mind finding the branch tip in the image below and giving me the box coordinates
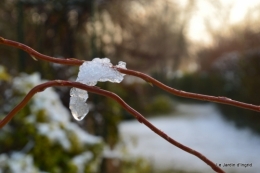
[30,55,38,61]
[0,37,5,42]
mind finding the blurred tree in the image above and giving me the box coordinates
[0,1,197,170]
[194,7,260,134]
[0,0,122,78]
[94,0,194,74]
[0,0,195,78]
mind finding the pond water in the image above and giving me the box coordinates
[118,103,260,173]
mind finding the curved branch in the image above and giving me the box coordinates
[115,68,260,113]
[0,80,224,173]
[0,37,83,65]
[0,36,260,113]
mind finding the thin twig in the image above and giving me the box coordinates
[1,36,259,113]
[115,68,260,113]
[0,80,225,173]
[0,36,229,172]
[0,37,83,65]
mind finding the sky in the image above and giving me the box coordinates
[180,0,260,44]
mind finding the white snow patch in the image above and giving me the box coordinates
[69,58,126,121]
[72,152,93,173]
[66,123,102,145]
[12,73,102,150]
[36,121,101,151]
[0,73,103,172]
[119,103,260,173]
[0,152,41,173]
[103,145,122,159]
[37,123,71,150]
[13,73,71,123]
[13,73,42,93]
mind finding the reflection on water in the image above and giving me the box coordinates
[119,103,260,173]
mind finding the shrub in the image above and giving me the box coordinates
[0,73,103,173]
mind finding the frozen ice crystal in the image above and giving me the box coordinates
[69,96,89,121]
[76,57,125,85]
[69,58,126,121]
[116,61,127,69]
[70,88,88,100]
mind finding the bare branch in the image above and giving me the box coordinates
[115,67,260,113]
[1,36,259,113]
[0,80,224,173]
[0,37,83,66]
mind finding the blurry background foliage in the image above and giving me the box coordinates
[171,25,260,134]
[0,0,191,148]
[194,27,260,134]
[1,0,260,172]
[0,72,104,173]
[0,0,192,172]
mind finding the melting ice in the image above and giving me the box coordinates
[69,58,126,121]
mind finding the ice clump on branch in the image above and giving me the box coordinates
[69,58,126,121]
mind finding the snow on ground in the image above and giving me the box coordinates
[119,103,260,173]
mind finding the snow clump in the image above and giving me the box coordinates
[69,58,126,121]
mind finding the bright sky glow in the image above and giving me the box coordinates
[182,0,260,44]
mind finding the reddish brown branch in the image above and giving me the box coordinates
[115,68,260,113]
[2,36,260,172]
[0,36,260,113]
[0,80,224,173]
[0,37,83,66]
